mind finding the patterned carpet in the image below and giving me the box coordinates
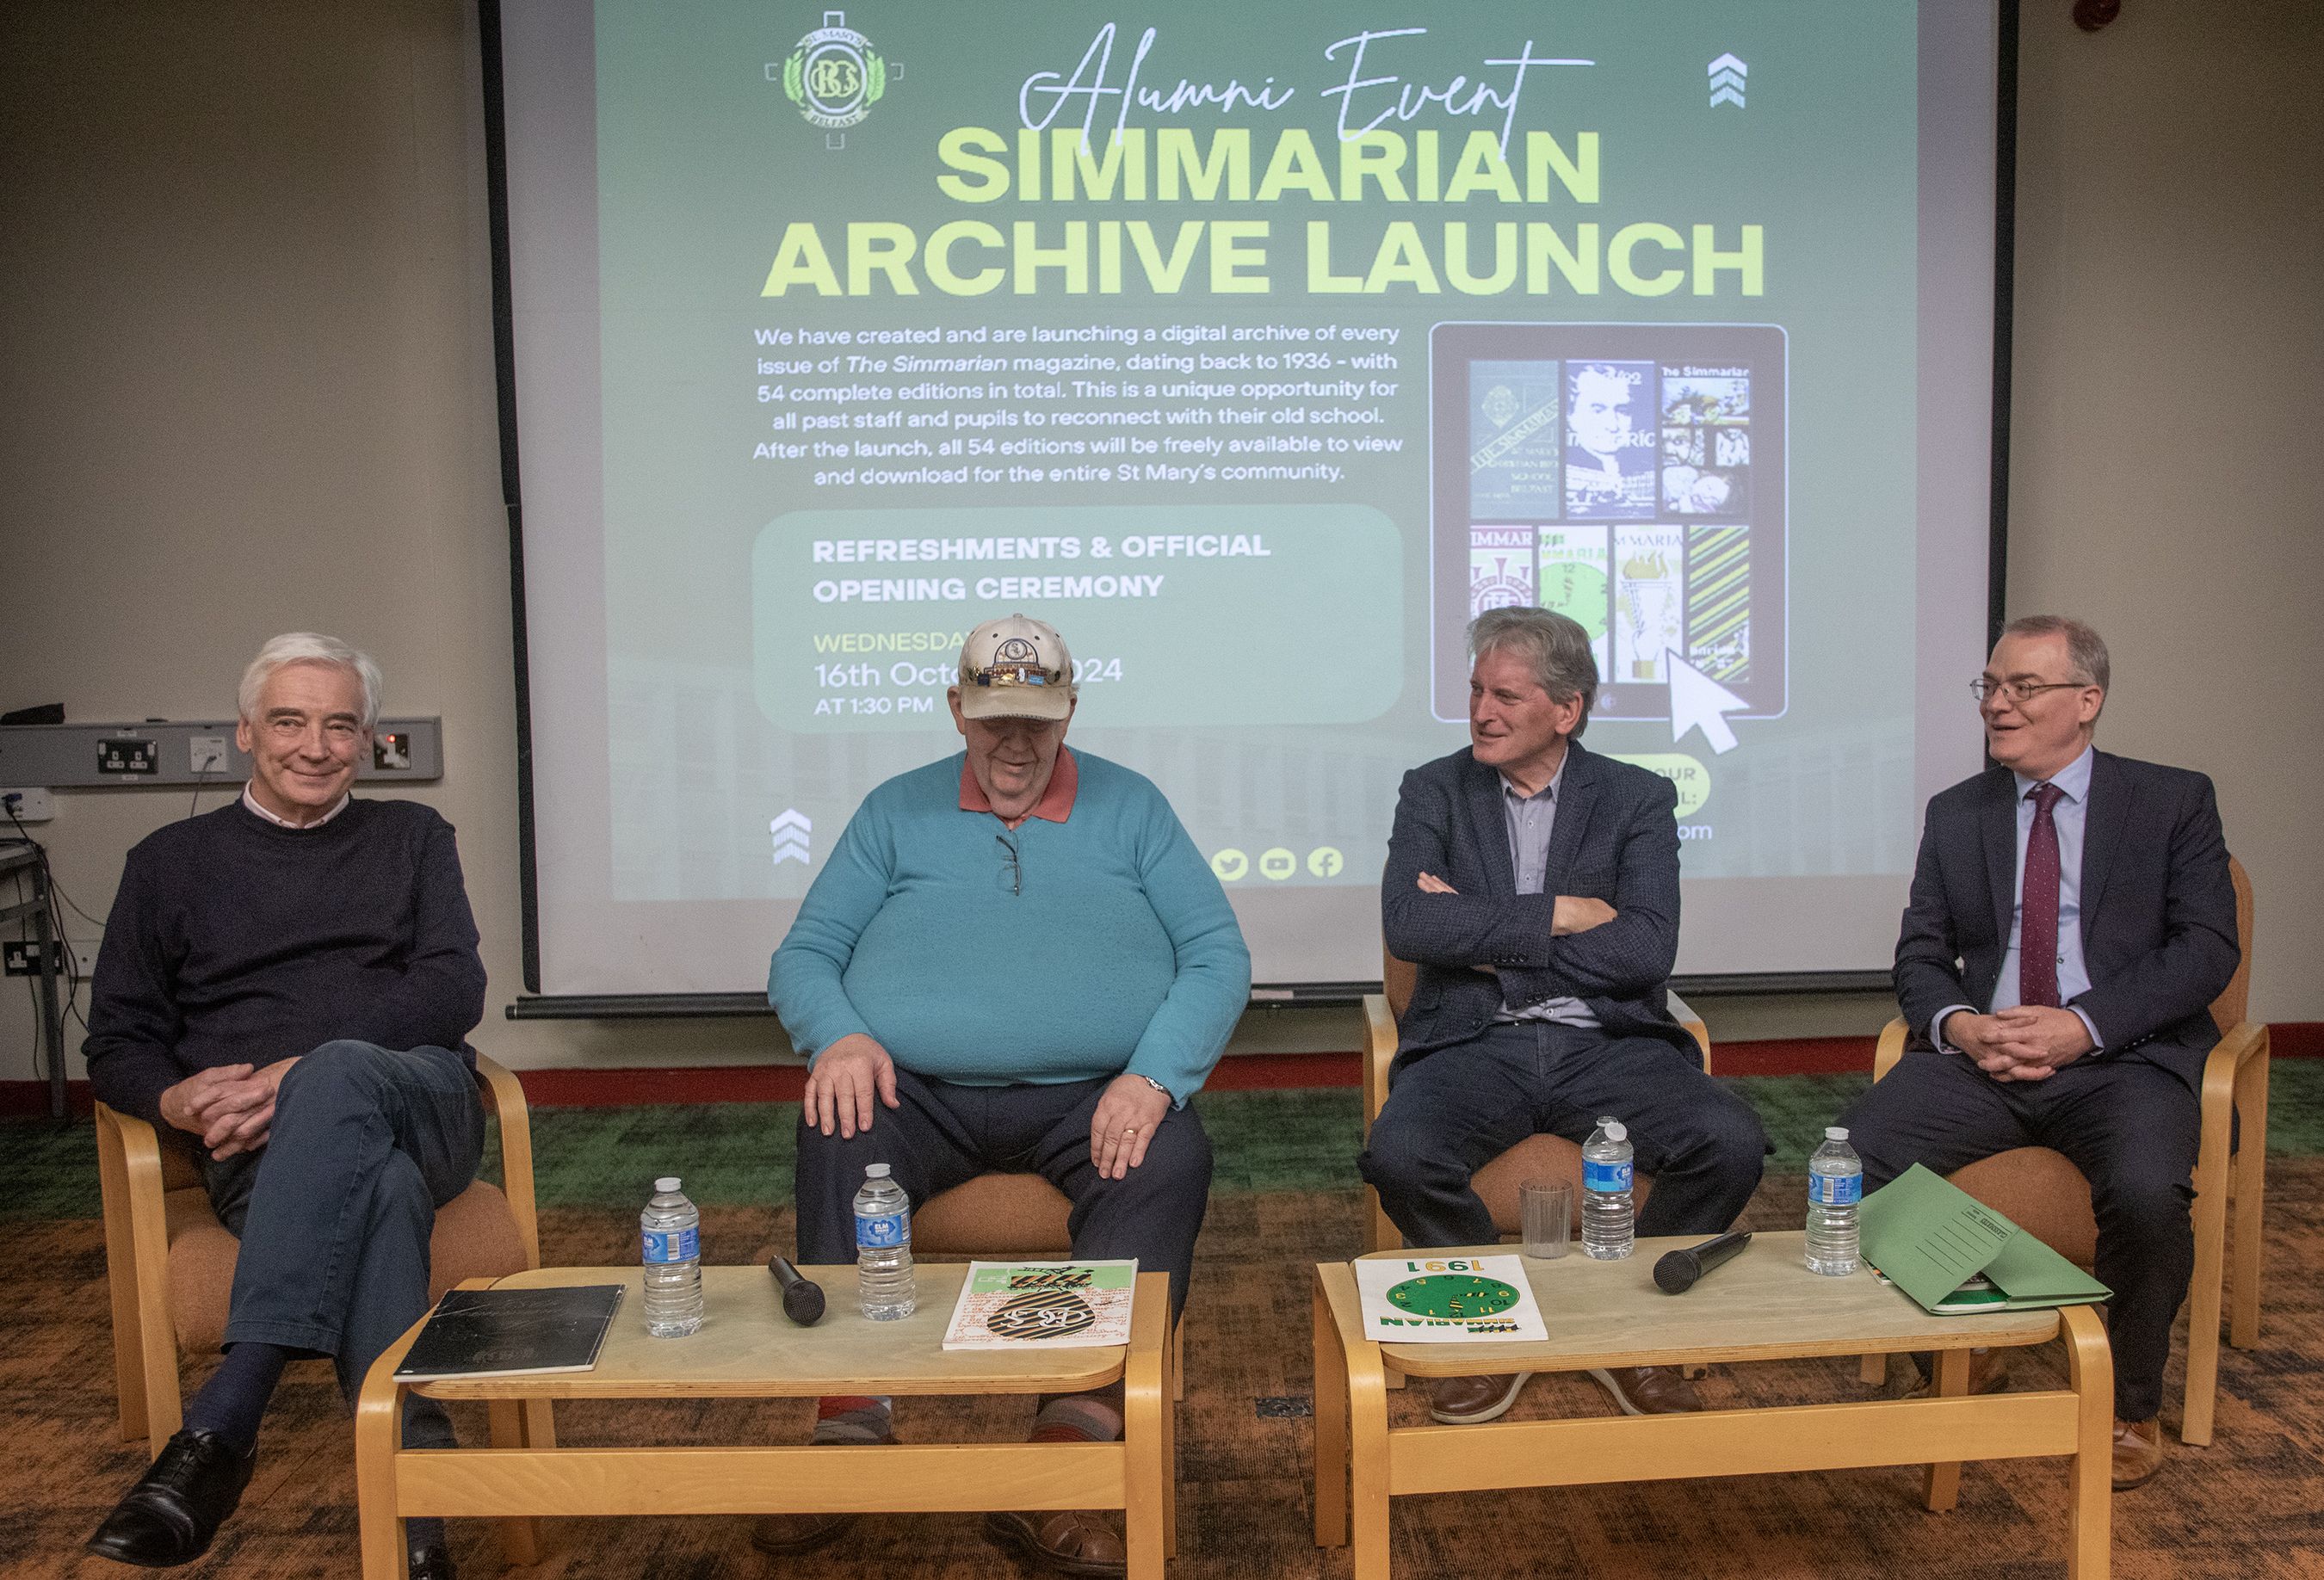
[3,1141,2321,1578]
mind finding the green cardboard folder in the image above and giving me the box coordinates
[1858,1164,2111,1315]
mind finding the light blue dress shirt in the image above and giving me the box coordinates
[1493,750,1598,1029]
[1934,744,2103,1052]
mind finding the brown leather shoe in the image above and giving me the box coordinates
[1426,1372,1532,1424]
[750,1429,897,1556]
[985,1509,1127,1577]
[1589,1366,1703,1415]
[2111,1416,2165,1490]
[1905,1347,2010,1399]
[751,1509,855,1557]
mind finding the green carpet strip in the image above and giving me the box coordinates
[9,1064,2319,1219]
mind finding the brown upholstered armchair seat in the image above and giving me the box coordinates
[96,1052,541,1460]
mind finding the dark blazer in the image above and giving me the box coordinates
[1381,741,1696,1062]
[1894,749,2239,1086]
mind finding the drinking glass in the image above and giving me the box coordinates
[1521,1179,1573,1260]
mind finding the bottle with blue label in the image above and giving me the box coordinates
[1580,1117,1635,1261]
[640,1176,703,1336]
[854,1163,916,1320]
[1805,1126,1863,1276]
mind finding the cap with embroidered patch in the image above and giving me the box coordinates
[956,614,1076,720]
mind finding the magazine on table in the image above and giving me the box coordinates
[941,1261,1139,1350]
[1352,1253,1549,1343]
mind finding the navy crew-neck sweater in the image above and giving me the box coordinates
[82,799,487,1127]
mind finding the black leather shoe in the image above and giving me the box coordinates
[408,1537,457,1580]
[86,1428,257,1567]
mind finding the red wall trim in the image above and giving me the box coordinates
[10,1024,2315,1115]
[2274,1021,2323,1060]
[1710,1037,1879,1077]
[519,1065,807,1107]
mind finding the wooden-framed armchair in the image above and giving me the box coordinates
[1861,855,2265,1446]
[1361,949,1715,1254]
[94,1052,541,1460]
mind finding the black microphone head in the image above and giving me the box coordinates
[770,1256,826,1325]
[1653,1248,1700,1294]
[782,1279,826,1325]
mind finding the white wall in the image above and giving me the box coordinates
[2,1,2315,1087]
[2003,0,2322,1015]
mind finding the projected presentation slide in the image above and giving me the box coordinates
[500,3,2000,993]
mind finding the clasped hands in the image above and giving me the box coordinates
[803,1032,1172,1180]
[1414,872,1615,978]
[1940,1004,2094,1082]
[158,1058,299,1159]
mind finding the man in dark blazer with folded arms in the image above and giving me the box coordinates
[1362,607,1766,1425]
[1839,614,2238,1490]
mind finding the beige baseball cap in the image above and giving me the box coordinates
[955,614,1077,721]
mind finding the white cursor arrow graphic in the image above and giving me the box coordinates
[1666,652,1748,755]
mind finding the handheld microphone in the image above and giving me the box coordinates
[1653,1231,1752,1294]
[769,1256,826,1325]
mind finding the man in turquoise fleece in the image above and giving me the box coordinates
[761,613,1249,1576]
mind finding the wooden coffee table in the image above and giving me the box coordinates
[355,1263,1174,1578]
[1313,1234,2112,1578]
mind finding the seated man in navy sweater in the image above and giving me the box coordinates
[84,633,486,1580]
[762,614,1250,1577]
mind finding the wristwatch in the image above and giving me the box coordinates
[1136,1074,1172,1100]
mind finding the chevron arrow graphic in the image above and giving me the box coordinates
[770,809,813,865]
[1708,52,1747,108]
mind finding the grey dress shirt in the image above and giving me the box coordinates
[1493,750,1599,1028]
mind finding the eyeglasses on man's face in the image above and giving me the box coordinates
[1969,677,2089,707]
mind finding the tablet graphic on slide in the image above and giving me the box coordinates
[1432,323,1787,725]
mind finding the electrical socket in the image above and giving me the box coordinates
[3,940,56,976]
[96,738,159,775]
[190,736,229,774]
[1,787,55,822]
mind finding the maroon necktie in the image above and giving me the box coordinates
[2018,782,2066,1009]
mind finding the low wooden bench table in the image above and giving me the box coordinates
[355,1263,1174,1578]
[1313,1232,2112,1578]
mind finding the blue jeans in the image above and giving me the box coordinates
[201,1040,484,1404]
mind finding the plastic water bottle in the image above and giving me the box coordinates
[640,1176,703,1336]
[1806,1126,1864,1275]
[1580,1118,1635,1261]
[854,1163,916,1320]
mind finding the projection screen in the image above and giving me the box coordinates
[491,1,2007,998]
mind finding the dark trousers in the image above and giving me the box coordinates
[1837,1046,2200,1421]
[795,1070,1212,1324]
[202,1041,485,1404]
[1358,1021,1767,1249]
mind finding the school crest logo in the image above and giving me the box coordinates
[779,15,887,131]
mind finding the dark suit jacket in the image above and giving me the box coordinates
[1381,741,1696,1062]
[1894,749,2239,1087]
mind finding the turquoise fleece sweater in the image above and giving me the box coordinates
[768,750,1250,1103]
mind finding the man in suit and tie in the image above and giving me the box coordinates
[1839,614,2238,1489]
[1361,607,1767,1424]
